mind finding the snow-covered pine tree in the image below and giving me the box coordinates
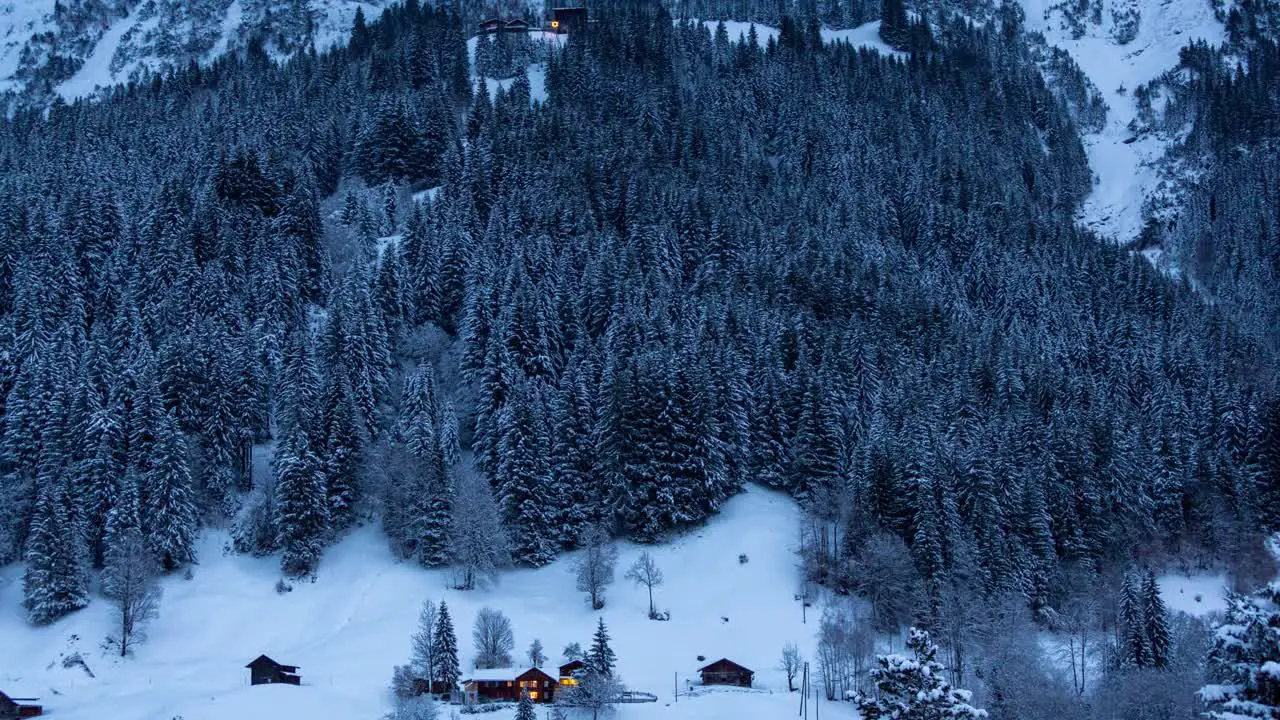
[1200,582,1280,719]
[586,617,617,678]
[1119,570,1150,668]
[142,409,197,571]
[274,427,330,577]
[1141,570,1171,670]
[495,376,557,567]
[22,477,89,624]
[433,600,461,690]
[515,692,536,720]
[319,370,362,533]
[855,627,986,720]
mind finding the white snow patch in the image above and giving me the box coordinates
[55,4,146,102]
[0,486,851,720]
[701,20,781,48]
[0,0,56,93]
[1157,573,1229,617]
[1018,0,1225,243]
[821,21,909,59]
[412,186,441,204]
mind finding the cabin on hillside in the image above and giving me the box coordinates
[551,6,588,34]
[557,659,585,687]
[698,658,754,687]
[246,655,301,686]
[504,18,531,33]
[478,17,503,35]
[0,691,43,719]
[463,667,558,704]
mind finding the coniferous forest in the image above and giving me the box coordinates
[1,0,1278,716]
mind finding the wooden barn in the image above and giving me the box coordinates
[504,18,531,33]
[0,691,43,719]
[246,655,301,686]
[478,17,503,35]
[462,667,558,704]
[551,6,588,34]
[698,658,754,687]
[558,659,585,687]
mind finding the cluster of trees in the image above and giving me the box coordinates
[1,3,1274,690]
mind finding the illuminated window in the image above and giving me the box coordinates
[530,691,539,700]
[551,20,560,28]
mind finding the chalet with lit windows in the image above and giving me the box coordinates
[0,691,43,719]
[698,658,754,687]
[246,655,301,686]
[463,667,558,704]
[558,659,586,687]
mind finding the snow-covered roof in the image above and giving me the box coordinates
[464,667,538,683]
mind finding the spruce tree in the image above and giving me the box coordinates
[586,617,617,678]
[1119,571,1150,668]
[432,600,461,690]
[22,478,89,624]
[515,692,536,720]
[1141,570,1171,670]
[274,429,330,577]
[855,628,986,720]
[142,409,197,571]
[1201,582,1280,720]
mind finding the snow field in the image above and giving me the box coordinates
[0,486,855,720]
[1017,0,1225,243]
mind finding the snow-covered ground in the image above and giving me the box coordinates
[1018,0,1224,243]
[698,19,906,57]
[1157,573,1230,616]
[0,486,851,720]
[0,0,56,93]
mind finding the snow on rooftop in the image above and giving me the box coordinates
[463,667,534,682]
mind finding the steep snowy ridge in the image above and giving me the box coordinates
[1018,0,1225,245]
[0,0,393,107]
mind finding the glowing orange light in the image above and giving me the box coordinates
[551,20,560,28]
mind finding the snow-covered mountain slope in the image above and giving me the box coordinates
[0,0,392,107]
[1019,0,1224,244]
[0,486,851,720]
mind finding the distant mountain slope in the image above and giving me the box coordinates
[1017,0,1225,245]
[0,0,392,110]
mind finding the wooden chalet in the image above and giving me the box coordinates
[246,655,301,686]
[504,18,531,33]
[557,659,585,686]
[477,17,503,35]
[463,667,558,704]
[551,7,588,34]
[698,658,754,687]
[0,691,42,719]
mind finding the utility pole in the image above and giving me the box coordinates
[674,672,678,703]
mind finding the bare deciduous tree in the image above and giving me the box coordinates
[779,642,803,692]
[575,525,618,610]
[473,607,515,669]
[528,638,545,667]
[103,525,161,657]
[624,551,664,617]
[410,600,438,681]
[450,468,509,590]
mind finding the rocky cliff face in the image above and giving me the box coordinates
[0,0,390,111]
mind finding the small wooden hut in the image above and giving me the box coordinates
[246,655,301,686]
[0,691,42,719]
[698,658,754,687]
